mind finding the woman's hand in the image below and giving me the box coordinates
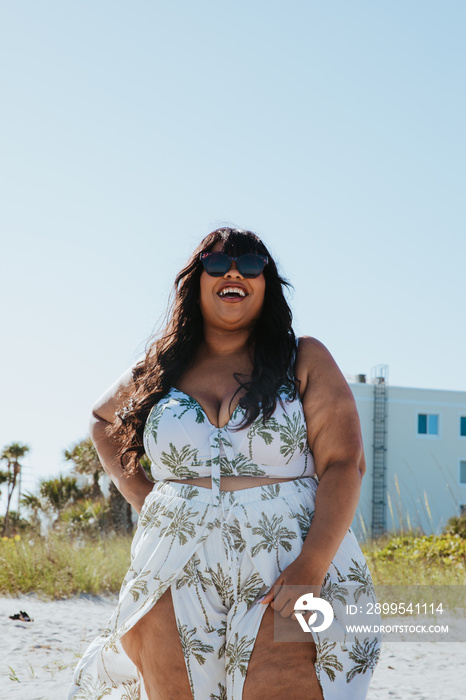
[260,553,326,621]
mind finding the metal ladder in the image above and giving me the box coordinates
[371,365,388,537]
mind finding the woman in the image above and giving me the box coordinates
[69,228,381,700]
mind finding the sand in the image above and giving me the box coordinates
[2,594,465,700]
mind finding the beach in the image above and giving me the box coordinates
[2,594,465,699]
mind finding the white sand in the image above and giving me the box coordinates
[2,594,465,700]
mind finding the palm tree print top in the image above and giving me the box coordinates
[143,385,316,505]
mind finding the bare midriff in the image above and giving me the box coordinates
[166,475,302,491]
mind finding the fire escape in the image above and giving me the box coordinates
[371,365,388,537]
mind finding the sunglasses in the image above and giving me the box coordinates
[199,251,268,278]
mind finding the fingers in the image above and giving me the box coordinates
[263,584,299,618]
[259,580,283,606]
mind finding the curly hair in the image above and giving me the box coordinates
[107,227,298,475]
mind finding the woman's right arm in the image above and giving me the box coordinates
[89,361,155,514]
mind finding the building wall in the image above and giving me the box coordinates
[348,383,466,539]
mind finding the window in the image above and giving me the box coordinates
[461,417,466,437]
[418,413,439,435]
[461,462,466,485]
[460,505,466,516]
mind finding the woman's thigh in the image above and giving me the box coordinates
[242,604,324,700]
[121,587,192,700]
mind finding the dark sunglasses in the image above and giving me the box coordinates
[199,252,268,278]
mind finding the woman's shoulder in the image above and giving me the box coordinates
[295,335,336,373]
[296,335,332,358]
[295,335,355,408]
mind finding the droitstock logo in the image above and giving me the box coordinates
[294,593,334,633]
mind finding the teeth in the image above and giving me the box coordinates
[219,287,246,297]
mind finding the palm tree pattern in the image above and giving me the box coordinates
[348,559,376,603]
[70,397,381,699]
[142,385,317,490]
[315,638,344,682]
[250,512,298,573]
[210,682,227,700]
[346,637,381,682]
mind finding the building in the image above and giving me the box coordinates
[349,368,466,540]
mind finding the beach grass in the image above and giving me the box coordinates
[0,533,132,599]
[1,529,464,599]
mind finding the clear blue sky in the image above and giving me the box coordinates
[1,1,465,498]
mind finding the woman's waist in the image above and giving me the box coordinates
[164,475,306,491]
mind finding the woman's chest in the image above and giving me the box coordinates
[143,387,311,471]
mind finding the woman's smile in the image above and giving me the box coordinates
[217,282,248,302]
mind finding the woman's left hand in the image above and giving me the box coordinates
[260,554,326,621]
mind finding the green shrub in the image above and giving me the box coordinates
[58,497,110,536]
[370,533,466,565]
[444,513,466,539]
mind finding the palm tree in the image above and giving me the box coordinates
[68,671,112,699]
[231,453,266,476]
[39,475,83,514]
[138,500,167,531]
[159,501,200,566]
[1,442,30,535]
[348,559,375,603]
[346,637,380,682]
[320,575,349,607]
[207,562,235,608]
[227,518,248,553]
[120,680,141,700]
[289,503,315,541]
[20,492,42,532]
[177,395,206,423]
[67,436,136,533]
[260,483,282,500]
[127,570,151,602]
[176,555,215,632]
[246,417,279,459]
[143,402,166,443]
[314,638,344,682]
[279,412,308,463]
[160,443,203,478]
[250,512,298,572]
[236,571,264,609]
[225,631,255,695]
[211,618,227,660]
[210,682,227,700]
[178,623,214,696]
[63,437,102,499]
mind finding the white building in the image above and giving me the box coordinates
[349,369,466,539]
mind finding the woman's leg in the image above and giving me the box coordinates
[240,603,324,700]
[121,586,192,700]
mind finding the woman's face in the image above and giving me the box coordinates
[199,241,266,333]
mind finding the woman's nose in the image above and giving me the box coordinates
[224,261,243,278]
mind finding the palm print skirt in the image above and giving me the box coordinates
[69,477,381,700]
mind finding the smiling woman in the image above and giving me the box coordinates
[69,228,381,700]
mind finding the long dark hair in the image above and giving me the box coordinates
[108,227,298,476]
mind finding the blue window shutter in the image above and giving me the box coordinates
[428,414,439,435]
[418,414,427,434]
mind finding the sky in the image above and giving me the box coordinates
[1,0,465,501]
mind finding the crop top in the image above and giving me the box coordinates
[143,383,316,504]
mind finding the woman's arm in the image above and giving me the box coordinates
[295,336,365,578]
[90,361,154,513]
[260,336,365,613]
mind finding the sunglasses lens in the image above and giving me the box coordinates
[201,252,230,276]
[237,254,266,278]
[201,252,267,278]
